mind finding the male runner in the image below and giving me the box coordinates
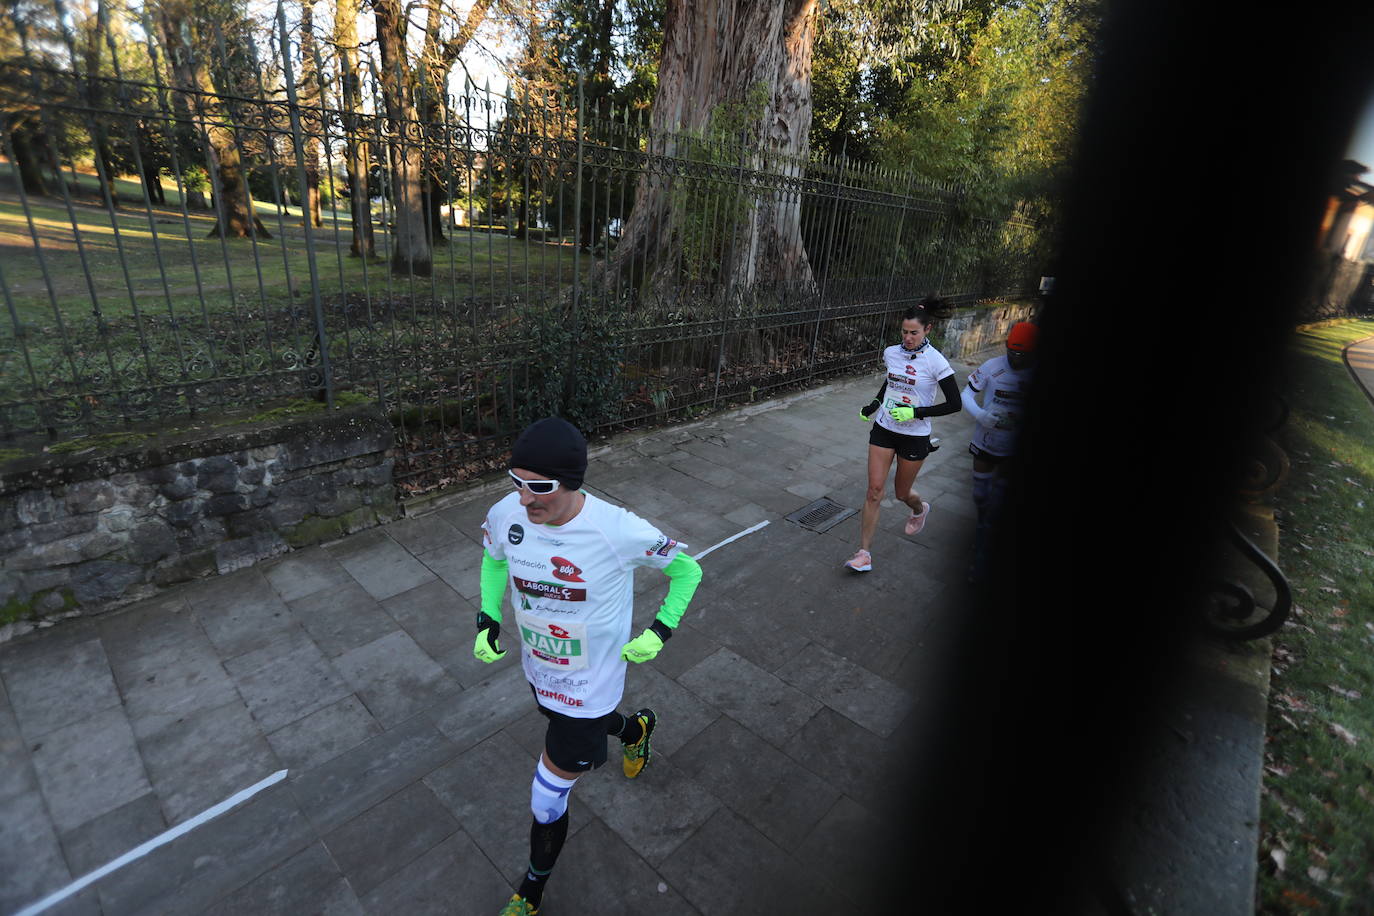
[961,320,1038,582]
[473,417,704,916]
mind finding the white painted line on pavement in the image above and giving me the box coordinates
[14,769,289,916]
[695,520,769,560]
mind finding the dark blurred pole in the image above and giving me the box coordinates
[889,0,1374,910]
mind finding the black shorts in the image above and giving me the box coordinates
[869,423,932,462]
[531,686,616,773]
[968,442,1010,465]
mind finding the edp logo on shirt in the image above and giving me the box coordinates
[508,524,524,545]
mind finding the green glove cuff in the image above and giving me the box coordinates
[480,549,508,623]
[621,629,665,663]
[473,626,506,663]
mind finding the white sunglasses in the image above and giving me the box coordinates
[509,470,561,495]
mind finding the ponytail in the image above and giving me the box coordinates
[904,296,954,326]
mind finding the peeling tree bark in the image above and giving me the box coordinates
[602,0,819,304]
[334,0,373,257]
[299,0,323,229]
[372,0,431,275]
[155,0,269,239]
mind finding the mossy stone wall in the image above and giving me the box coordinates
[0,406,396,641]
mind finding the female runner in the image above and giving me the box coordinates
[845,297,961,572]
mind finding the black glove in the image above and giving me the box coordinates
[860,399,881,421]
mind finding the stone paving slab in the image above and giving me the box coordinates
[95,784,314,916]
[327,529,437,602]
[138,699,280,826]
[332,630,460,727]
[355,831,508,916]
[263,694,382,774]
[670,714,842,848]
[422,730,551,876]
[288,714,458,835]
[573,754,722,868]
[287,580,399,659]
[185,570,297,660]
[0,635,122,744]
[676,648,823,748]
[321,781,460,898]
[259,547,355,604]
[32,706,150,834]
[221,627,352,735]
[551,816,701,916]
[656,806,852,914]
[199,842,362,916]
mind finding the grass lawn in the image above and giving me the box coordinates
[1256,318,1374,913]
[0,169,586,328]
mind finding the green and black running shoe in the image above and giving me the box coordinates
[498,893,538,915]
[622,708,657,779]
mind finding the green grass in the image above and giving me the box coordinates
[0,168,586,327]
[1257,318,1374,913]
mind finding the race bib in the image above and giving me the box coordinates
[516,612,590,671]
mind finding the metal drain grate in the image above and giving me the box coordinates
[785,497,856,533]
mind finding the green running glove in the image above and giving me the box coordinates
[474,615,506,663]
[620,629,665,664]
[888,404,916,422]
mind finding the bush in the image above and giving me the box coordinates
[515,297,630,432]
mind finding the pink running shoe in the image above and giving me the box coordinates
[905,501,931,536]
[843,549,872,572]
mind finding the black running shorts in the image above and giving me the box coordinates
[869,423,932,462]
[531,686,615,773]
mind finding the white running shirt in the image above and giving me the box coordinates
[874,343,955,437]
[481,491,687,718]
[966,354,1033,456]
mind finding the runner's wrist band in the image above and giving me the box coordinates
[648,620,674,642]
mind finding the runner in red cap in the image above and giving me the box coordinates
[961,321,1038,582]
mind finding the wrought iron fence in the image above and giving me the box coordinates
[0,18,1043,497]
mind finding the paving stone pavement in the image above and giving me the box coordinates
[0,348,1270,916]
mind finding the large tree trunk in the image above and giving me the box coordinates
[155,1,269,238]
[81,0,120,208]
[335,0,374,257]
[299,0,323,229]
[602,0,819,304]
[373,0,431,275]
[6,113,50,196]
[415,0,496,248]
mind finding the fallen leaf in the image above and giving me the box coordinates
[1279,694,1313,711]
[1283,889,1322,908]
[1330,723,1359,746]
[1328,685,1362,699]
[1271,848,1287,873]
[1319,586,1341,594]
[1308,866,1329,883]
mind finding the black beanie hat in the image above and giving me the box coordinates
[510,417,588,490]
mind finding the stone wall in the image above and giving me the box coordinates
[938,301,1039,361]
[0,406,397,640]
